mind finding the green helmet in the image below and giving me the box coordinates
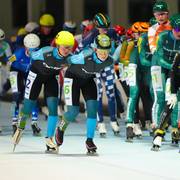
[95,34,111,49]
[149,17,157,26]
[170,14,180,29]
[153,1,168,12]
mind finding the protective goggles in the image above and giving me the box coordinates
[174,27,180,32]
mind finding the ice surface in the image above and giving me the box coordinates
[0,102,179,180]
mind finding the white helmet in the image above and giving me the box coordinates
[0,28,5,40]
[25,22,39,33]
[23,33,40,49]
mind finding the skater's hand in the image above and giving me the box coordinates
[167,94,177,109]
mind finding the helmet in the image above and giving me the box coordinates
[149,17,157,26]
[25,22,39,33]
[170,14,180,29]
[131,22,141,33]
[0,28,5,40]
[80,19,93,31]
[23,33,40,49]
[114,25,126,36]
[39,14,55,26]
[83,24,94,35]
[17,28,27,36]
[55,31,75,46]
[94,13,110,28]
[126,28,133,38]
[153,1,168,12]
[139,22,149,32]
[95,34,111,49]
[63,21,77,34]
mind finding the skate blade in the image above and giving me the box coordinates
[33,132,42,137]
[151,146,160,152]
[125,139,133,143]
[100,133,106,138]
[135,135,142,139]
[86,151,98,156]
[45,149,59,154]
[171,143,179,147]
[13,144,16,152]
[113,131,120,136]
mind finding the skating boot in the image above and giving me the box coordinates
[12,121,18,135]
[110,121,120,135]
[45,137,59,154]
[133,123,142,139]
[171,128,180,146]
[0,126,2,133]
[12,128,24,152]
[55,117,68,146]
[31,121,41,136]
[86,138,97,155]
[55,127,64,146]
[151,129,165,151]
[97,122,107,137]
[126,123,134,142]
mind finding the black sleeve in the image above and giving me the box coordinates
[31,61,63,76]
[171,53,180,94]
[82,56,113,73]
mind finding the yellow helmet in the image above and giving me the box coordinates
[39,14,55,26]
[55,31,75,46]
[17,27,27,36]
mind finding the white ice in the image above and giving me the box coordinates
[0,102,179,180]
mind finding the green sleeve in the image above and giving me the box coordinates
[138,36,151,67]
[130,47,138,65]
[156,34,172,70]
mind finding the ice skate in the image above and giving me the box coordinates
[86,138,98,155]
[110,121,120,136]
[126,124,134,142]
[12,121,18,135]
[171,128,180,146]
[45,137,59,154]
[97,122,107,137]
[133,123,142,139]
[151,129,165,151]
[12,128,24,152]
[55,126,64,146]
[0,126,2,133]
[31,121,41,136]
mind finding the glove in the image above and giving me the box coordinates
[167,93,177,109]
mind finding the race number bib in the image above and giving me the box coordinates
[9,71,18,93]
[63,78,73,106]
[151,66,163,91]
[165,78,171,101]
[128,63,137,86]
[24,71,37,99]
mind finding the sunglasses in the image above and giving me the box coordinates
[154,12,168,17]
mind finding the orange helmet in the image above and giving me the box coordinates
[131,22,141,33]
[139,22,149,33]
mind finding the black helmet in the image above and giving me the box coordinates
[94,13,110,28]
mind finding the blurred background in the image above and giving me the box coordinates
[0,0,179,37]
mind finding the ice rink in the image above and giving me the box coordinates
[0,102,179,180]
